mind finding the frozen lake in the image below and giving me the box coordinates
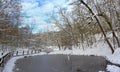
[13,55,107,72]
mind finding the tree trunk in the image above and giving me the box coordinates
[56,40,61,50]
[99,13,120,47]
[79,0,114,53]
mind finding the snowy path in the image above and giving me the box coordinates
[13,55,107,72]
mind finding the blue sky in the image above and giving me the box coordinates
[21,0,72,33]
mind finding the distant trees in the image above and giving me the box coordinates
[49,0,120,53]
[1,0,118,53]
[0,0,31,50]
[94,0,120,47]
[78,0,120,53]
[18,25,33,48]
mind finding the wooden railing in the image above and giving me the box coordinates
[0,49,41,68]
[0,52,12,67]
[12,50,41,56]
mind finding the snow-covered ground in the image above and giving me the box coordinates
[107,65,120,72]
[3,56,24,72]
[3,45,120,72]
[50,42,120,66]
[49,33,120,72]
[2,33,120,72]
[3,52,47,72]
[50,47,120,72]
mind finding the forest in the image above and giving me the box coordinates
[0,0,120,54]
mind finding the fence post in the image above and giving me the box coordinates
[16,51,18,56]
[38,49,41,53]
[12,51,14,56]
[22,51,24,55]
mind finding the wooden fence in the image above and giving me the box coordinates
[0,49,41,68]
[0,52,12,67]
[12,50,41,56]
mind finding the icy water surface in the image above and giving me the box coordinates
[13,55,107,72]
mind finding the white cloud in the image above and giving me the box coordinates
[21,2,38,11]
[21,0,72,33]
[35,23,59,33]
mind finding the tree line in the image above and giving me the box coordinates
[36,0,120,53]
[0,0,119,54]
[0,0,32,51]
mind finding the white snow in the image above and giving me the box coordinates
[2,46,120,72]
[2,52,47,72]
[30,52,47,56]
[50,41,111,56]
[3,56,24,72]
[98,71,105,72]
[50,47,120,65]
[49,33,120,72]
[107,48,120,65]
[107,65,120,72]
[2,32,120,72]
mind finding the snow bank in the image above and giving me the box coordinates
[50,47,120,65]
[107,48,120,64]
[30,52,47,56]
[2,32,120,72]
[50,39,120,72]
[3,56,24,72]
[50,41,112,56]
[107,65,120,72]
[2,52,47,72]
